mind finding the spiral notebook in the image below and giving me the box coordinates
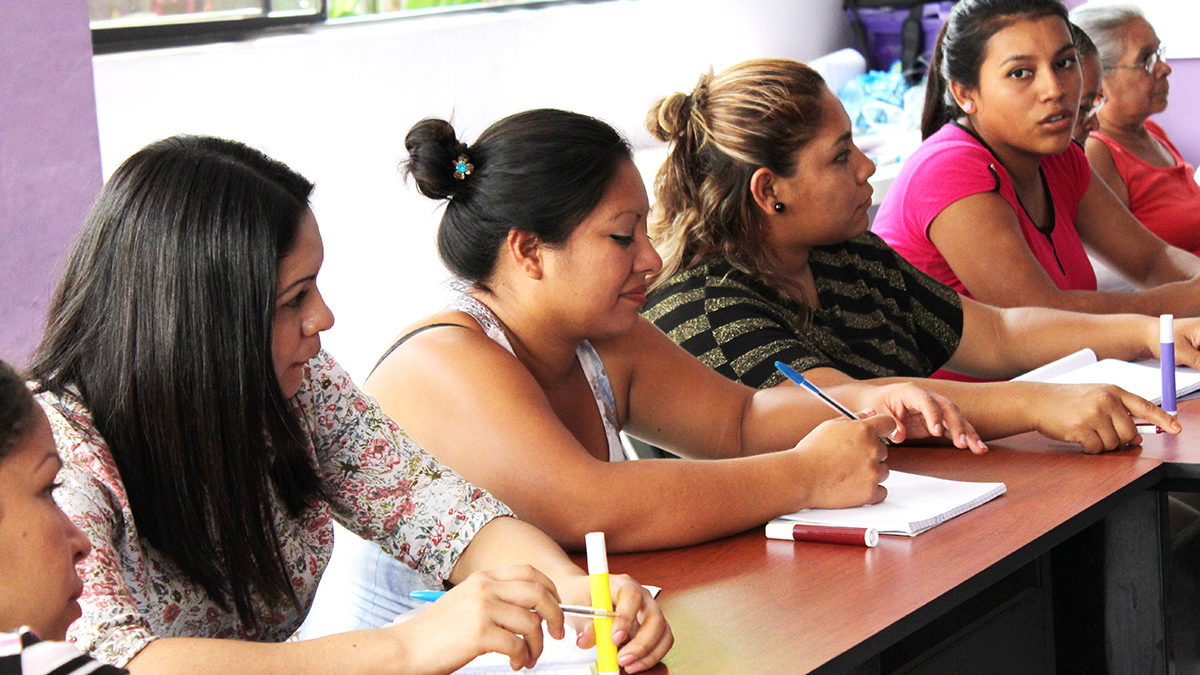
[776,470,1006,536]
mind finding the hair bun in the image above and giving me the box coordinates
[645,71,712,142]
[404,118,471,200]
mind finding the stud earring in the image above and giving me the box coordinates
[773,202,786,213]
[961,100,974,114]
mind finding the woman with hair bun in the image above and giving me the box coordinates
[26,134,671,674]
[367,108,984,547]
[872,0,1200,315]
[641,57,1192,456]
[310,106,985,639]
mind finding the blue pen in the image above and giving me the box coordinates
[774,361,859,419]
[775,361,896,446]
[409,590,619,619]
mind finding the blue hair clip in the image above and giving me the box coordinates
[453,155,474,180]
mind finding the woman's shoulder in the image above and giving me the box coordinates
[646,258,763,315]
[1144,119,1169,141]
[905,124,996,172]
[654,257,756,294]
[32,387,122,487]
[883,125,1003,211]
[1,628,127,674]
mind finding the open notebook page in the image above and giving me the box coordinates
[776,471,1006,536]
[1013,348,1200,404]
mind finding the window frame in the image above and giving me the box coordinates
[91,1,327,55]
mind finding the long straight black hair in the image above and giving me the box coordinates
[922,0,1071,139]
[28,135,323,632]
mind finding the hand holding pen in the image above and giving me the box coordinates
[775,362,988,454]
[407,565,672,674]
[393,565,569,673]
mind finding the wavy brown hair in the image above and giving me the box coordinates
[646,58,827,302]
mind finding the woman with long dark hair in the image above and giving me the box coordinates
[872,0,1200,315]
[26,135,670,673]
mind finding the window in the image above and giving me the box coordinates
[90,0,567,52]
[91,1,325,52]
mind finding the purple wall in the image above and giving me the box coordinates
[1151,62,1200,165]
[0,2,102,366]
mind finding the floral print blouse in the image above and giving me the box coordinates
[35,350,512,667]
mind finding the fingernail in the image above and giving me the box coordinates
[611,629,627,644]
[932,422,943,436]
[888,426,901,440]
[619,653,637,667]
[959,433,968,447]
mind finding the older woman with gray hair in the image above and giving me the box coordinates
[1071,3,1200,255]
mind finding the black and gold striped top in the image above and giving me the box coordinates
[644,232,964,388]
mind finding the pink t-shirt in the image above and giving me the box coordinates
[1091,120,1200,256]
[873,123,1097,298]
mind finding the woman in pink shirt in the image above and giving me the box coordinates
[873,0,1200,315]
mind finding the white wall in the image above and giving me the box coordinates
[93,0,854,380]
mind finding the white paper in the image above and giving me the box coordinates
[1013,349,1200,405]
[777,471,1007,536]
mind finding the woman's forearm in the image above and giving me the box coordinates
[952,301,1158,378]
[127,631,403,675]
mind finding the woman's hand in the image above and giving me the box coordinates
[391,565,567,674]
[1162,316,1200,370]
[558,571,673,674]
[784,416,894,508]
[1030,383,1181,453]
[835,381,988,454]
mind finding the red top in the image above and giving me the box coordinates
[1091,120,1200,255]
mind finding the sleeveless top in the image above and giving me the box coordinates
[452,295,629,463]
[1090,120,1200,255]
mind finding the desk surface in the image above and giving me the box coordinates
[996,398,1200,480]
[1129,398,1200,479]
[615,445,1160,673]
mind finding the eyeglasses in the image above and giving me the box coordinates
[1079,93,1107,122]
[1109,45,1166,75]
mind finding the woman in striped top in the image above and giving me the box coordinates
[644,57,1193,454]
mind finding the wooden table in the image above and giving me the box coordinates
[1127,397,1200,483]
[612,445,1165,673]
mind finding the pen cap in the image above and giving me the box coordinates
[1162,314,1175,343]
[585,532,609,574]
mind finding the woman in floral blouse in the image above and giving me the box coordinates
[24,135,671,674]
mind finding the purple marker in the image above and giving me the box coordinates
[1162,314,1177,416]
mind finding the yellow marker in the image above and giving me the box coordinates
[585,531,619,675]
